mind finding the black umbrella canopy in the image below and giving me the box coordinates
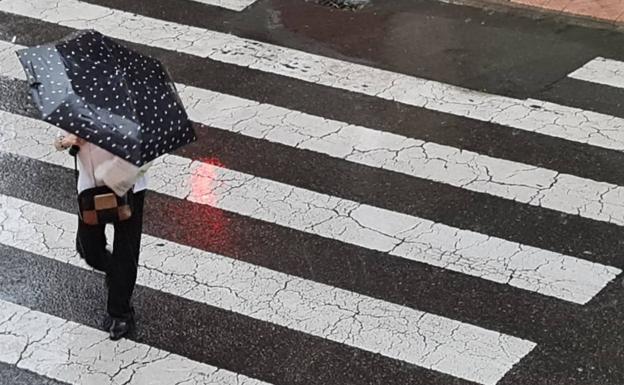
[17,30,196,166]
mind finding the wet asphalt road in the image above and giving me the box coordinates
[1,0,624,384]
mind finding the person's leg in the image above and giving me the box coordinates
[75,218,109,272]
[107,190,145,321]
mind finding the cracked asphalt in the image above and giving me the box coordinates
[1,0,624,384]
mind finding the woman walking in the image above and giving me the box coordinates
[54,133,148,340]
[20,30,196,340]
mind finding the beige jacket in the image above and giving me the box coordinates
[54,131,149,195]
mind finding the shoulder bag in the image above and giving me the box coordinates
[72,145,133,225]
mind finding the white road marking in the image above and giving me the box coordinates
[569,57,624,89]
[4,40,624,227]
[0,299,273,385]
[0,40,25,80]
[0,194,537,385]
[0,110,620,304]
[177,84,624,227]
[2,0,624,151]
[186,0,258,11]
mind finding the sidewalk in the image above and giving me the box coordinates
[506,0,624,24]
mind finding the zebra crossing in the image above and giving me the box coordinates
[0,107,619,304]
[7,39,624,227]
[0,299,273,385]
[569,57,624,90]
[0,0,623,384]
[0,194,536,385]
[4,0,624,152]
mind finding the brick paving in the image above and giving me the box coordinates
[509,0,624,23]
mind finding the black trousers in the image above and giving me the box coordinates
[75,190,146,319]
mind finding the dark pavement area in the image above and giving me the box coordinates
[0,1,624,384]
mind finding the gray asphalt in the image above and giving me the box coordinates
[1,1,624,384]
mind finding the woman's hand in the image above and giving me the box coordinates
[54,134,86,151]
[61,134,85,147]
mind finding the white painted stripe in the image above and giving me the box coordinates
[4,40,624,228]
[2,0,624,152]
[0,110,620,304]
[187,0,258,11]
[0,299,272,385]
[0,195,536,385]
[0,40,26,80]
[178,84,624,227]
[569,57,624,89]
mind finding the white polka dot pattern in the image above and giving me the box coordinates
[16,29,197,166]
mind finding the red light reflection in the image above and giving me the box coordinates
[185,156,232,250]
[190,156,224,206]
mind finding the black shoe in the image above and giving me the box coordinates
[103,309,135,341]
[108,317,135,341]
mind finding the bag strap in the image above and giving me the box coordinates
[71,146,79,187]
[73,153,78,185]
[70,146,84,222]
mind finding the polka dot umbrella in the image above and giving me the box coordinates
[16,29,197,167]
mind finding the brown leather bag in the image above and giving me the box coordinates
[73,148,133,226]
